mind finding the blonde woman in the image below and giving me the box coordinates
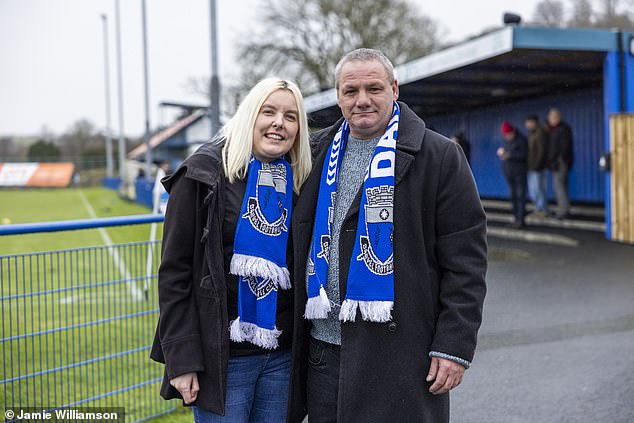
[151,78,311,422]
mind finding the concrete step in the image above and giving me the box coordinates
[481,199,605,219]
[486,212,606,232]
[482,199,606,233]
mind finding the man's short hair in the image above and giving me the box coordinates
[334,48,396,89]
[525,115,539,122]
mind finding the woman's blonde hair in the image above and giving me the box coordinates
[219,78,312,193]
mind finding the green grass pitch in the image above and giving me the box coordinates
[0,187,192,422]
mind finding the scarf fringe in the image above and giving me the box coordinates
[339,299,393,323]
[229,317,282,349]
[304,286,331,319]
[230,254,291,289]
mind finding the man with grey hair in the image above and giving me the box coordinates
[288,48,487,423]
[546,108,574,219]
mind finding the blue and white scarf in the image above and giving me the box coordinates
[305,102,399,323]
[229,157,293,349]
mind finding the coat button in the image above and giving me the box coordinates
[387,322,397,332]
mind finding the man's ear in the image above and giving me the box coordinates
[393,80,399,100]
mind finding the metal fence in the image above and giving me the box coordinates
[0,215,173,422]
[3,156,109,171]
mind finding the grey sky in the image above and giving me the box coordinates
[0,0,541,137]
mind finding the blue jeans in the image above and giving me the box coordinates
[527,170,548,212]
[193,349,291,423]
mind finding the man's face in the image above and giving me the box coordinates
[336,60,398,140]
[525,119,536,130]
[548,110,561,126]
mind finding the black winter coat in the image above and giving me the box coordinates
[150,142,295,414]
[149,143,231,413]
[502,132,528,178]
[288,103,488,423]
[527,127,548,171]
[547,121,574,170]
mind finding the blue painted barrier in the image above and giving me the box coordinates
[102,177,122,191]
[0,214,164,236]
[135,180,154,210]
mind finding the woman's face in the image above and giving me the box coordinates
[252,89,299,162]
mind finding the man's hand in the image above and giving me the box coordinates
[426,357,465,395]
[170,372,199,404]
[496,147,508,160]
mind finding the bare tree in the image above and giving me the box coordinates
[593,0,633,28]
[568,0,594,27]
[0,136,18,158]
[532,0,566,26]
[58,119,104,158]
[532,0,632,29]
[184,76,243,121]
[599,0,619,19]
[235,0,443,95]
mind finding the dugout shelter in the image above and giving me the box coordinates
[305,26,634,241]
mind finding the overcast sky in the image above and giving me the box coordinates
[0,0,543,137]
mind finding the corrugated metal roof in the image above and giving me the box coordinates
[306,27,632,127]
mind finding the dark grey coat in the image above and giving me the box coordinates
[288,102,487,423]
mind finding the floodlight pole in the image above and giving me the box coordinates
[209,0,220,137]
[100,14,114,178]
[141,0,152,179]
[114,0,127,184]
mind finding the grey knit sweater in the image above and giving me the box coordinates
[309,135,381,345]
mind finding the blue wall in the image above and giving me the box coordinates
[135,180,154,209]
[428,87,604,203]
[102,177,121,191]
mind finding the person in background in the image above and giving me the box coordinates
[288,48,487,423]
[524,115,548,218]
[153,161,171,215]
[497,121,528,229]
[150,78,312,423]
[451,131,471,165]
[546,108,574,219]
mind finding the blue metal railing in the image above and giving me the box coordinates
[0,215,171,422]
[0,214,163,236]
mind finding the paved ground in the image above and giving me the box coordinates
[451,225,634,422]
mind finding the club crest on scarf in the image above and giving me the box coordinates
[245,276,277,299]
[316,192,337,264]
[230,157,293,349]
[243,162,288,236]
[358,186,394,275]
[307,257,316,276]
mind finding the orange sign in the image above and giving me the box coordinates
[0,163,75,187]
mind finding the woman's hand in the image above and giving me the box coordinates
[170,372,199,404]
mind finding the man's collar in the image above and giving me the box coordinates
[394,101,426,155]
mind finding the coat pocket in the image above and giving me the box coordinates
[199,274,219,298]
